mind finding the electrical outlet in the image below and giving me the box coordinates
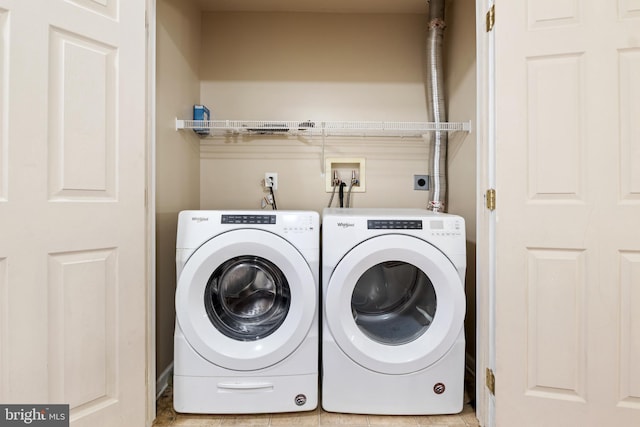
[414,174,430,191]
[265,173,278,190]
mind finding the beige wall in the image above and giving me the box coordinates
[200,138,434,211]
[199,12,428,121]
[447,0,477,240]
[156,0,202,379]
[198,11,439,212]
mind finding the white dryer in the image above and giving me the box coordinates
[322,208,466,415]
[174,210,319,414]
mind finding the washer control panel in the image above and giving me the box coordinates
[221,214,276,225]
[220,213,316,235]
[282,214,316,234]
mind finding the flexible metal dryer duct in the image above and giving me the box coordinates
[424,0,447,212]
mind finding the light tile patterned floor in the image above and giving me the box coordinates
[153,386,480,427]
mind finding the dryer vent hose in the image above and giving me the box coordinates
[424,0,448,213]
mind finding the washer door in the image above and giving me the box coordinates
[325,234,465,375]
[176,229,316,371]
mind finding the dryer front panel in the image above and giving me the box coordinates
[325,234,465,375]
[176,229,316,371]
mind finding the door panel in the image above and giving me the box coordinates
[0,1,147,426]
[48,27,117,199]
[494,0,640,425]
[619,49,640,201]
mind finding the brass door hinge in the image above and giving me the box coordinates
[486,188,496,211]
[486,4,495,32]
[486,368,496,395]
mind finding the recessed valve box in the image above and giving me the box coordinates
[325,158,366,193]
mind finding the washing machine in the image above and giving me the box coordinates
[321,208,466,415]
[174,210,319,414]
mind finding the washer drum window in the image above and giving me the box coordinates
[204,255,291,341]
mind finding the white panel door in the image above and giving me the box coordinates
[0,1,147,426]
[494,0,640,425]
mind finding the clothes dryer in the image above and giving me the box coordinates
[322,208,466,414]
[174,210,319,413]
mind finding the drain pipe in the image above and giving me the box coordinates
[424,0,448,213]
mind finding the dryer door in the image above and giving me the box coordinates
[325,234,465,375]
[176,229,316,371]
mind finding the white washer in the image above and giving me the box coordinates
[174,210,319,414]
[322,208,466,415]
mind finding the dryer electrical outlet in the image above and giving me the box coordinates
[325,158,366,193]
[414,174,430,191]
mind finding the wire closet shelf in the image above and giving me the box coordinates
[175,119,472,137]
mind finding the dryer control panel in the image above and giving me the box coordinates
[366,218,462,237]
[368,220,422,229]
[428,219,464,237]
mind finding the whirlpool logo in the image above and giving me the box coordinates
[1,405,68,426]
[191,216,209,223]
[336,222,355,229]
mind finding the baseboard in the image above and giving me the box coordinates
[156,362,173,400]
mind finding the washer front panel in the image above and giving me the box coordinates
[176,229,316,371]
[325,234,465,375]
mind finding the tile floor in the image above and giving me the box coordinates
[153,386,480,427]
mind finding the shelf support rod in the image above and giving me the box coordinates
[321,122,327,174]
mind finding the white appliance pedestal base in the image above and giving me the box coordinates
[173,373,318,414]
[322,337,465,415]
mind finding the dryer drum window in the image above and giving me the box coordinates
[204,255,291,341]
[351,261,437,346]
